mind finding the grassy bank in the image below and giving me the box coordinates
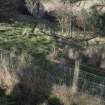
[0,22,105,105]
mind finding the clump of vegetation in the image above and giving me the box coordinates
[0,50,53,105]
[51,85,104,105]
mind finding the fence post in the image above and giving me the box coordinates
[72,51,80,94]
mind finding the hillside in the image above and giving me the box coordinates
[0,0,105,105]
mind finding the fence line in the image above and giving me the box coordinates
[71,69,105,100]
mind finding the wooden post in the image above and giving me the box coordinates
[72,51,80,94]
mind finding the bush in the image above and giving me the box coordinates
[0,50,52,105]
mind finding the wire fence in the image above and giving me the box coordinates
[79,70,105,99]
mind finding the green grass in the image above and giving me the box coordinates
[0,22,58,71]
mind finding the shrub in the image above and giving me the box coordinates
[0,50,52,105]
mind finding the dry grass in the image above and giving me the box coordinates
[0,50,52,105]
[0,50,33,95]
[0,50,105,105]
[0,51,19,95]
[51,85,105,105]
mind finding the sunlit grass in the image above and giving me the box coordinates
[0,23,59,72]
